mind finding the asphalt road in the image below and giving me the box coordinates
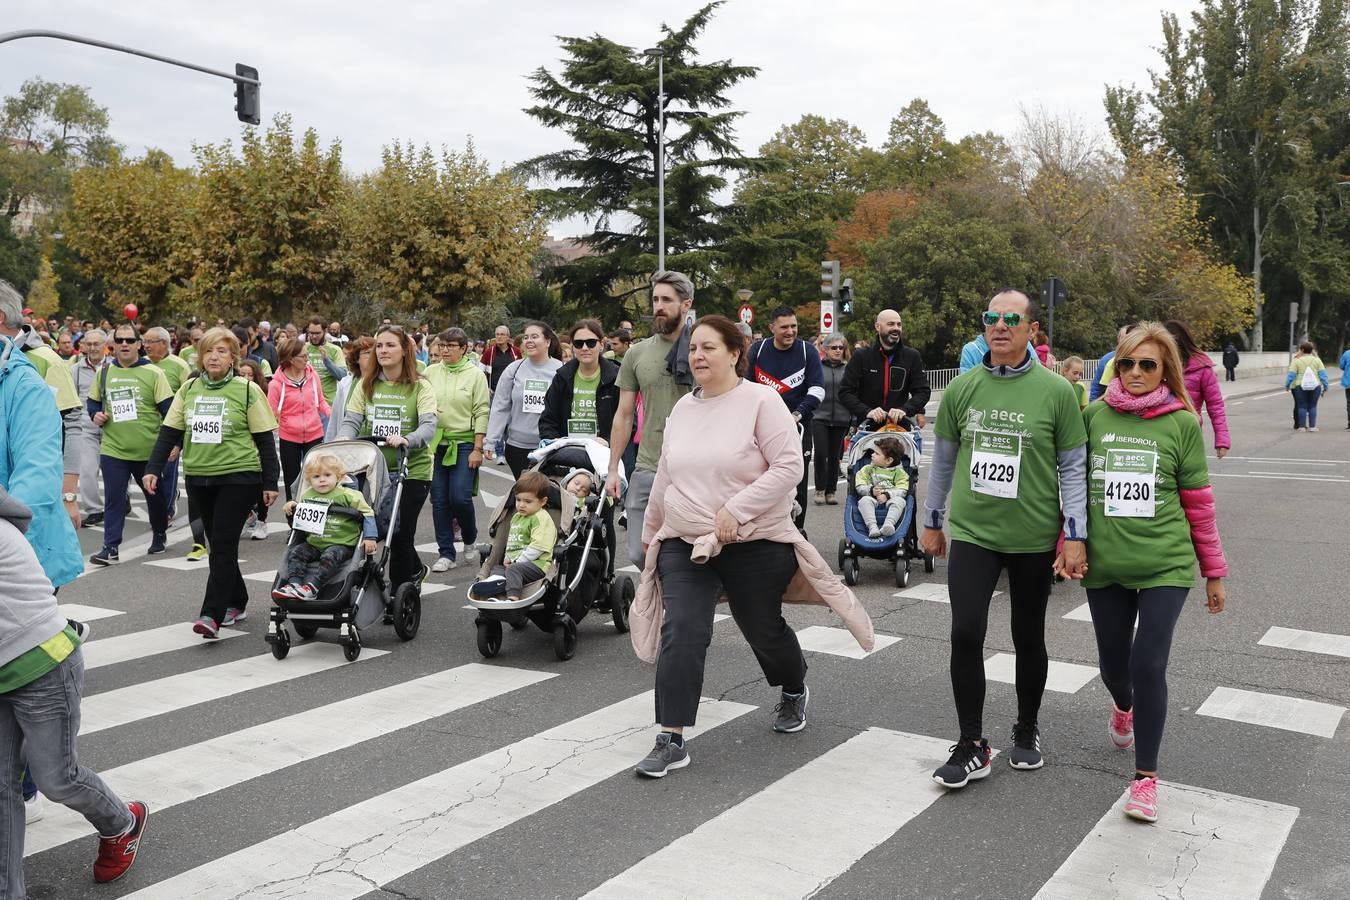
[21,384,1350,899]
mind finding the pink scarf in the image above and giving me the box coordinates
[1104,378,1184,419]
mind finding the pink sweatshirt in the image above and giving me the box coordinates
[1183,354,1230,450]
[267,363,331,443]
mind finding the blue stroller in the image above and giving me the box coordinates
[837,425,934,587]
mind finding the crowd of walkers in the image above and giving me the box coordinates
[0,267,1343,890]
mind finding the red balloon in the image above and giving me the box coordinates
[123,303,139,321]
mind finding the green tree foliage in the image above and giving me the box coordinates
[0,78,119,218]
[0,214,40,293]
[25,255,60,318]
[520,1,760,311]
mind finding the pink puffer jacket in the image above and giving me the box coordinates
[267,364,331,443]
[1183,354,1230,450]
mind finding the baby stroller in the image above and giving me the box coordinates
[466,438,634,661]
[264,437,421,662]
[837,424,934,587]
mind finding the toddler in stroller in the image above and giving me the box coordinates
[273,450,378,602]
[854,437,912,540]
[483,471,558,603]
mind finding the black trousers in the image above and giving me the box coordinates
[390,479,430,589]
[280,438,323,501]
[1224,366,1236,381]
[793,428,811,529]
[655,539,805,727]
[947,540,1055,740]
[284,541,355,589]
[505,443,533,479]
[811,422,849,495]
[192,482,257,624]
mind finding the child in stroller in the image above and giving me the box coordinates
[854,436,912,540]
[273,450,378,602]
[482,471,557,604]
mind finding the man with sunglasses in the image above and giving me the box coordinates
[303,316,347,406]
[839,308,931,431]
[921,289,1088,789]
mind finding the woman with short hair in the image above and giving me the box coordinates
[812,335,852,505]
[425,327,489,572]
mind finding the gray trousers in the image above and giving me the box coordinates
[77,425,104,516]
[1,651,132,897]
[491,560,546,597]
[624,467,657,568]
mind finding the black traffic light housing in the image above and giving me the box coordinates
[234,63,260,125]
[839,278,854,317]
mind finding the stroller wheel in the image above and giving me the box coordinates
[837,539,848,571]
[343,630,361,662]
[509,619,528,631]
[554,618,578,661]
[895,560,910,588]
[477,620,503,658]
[270,627,290,660]
[609,576,634,634]
[293,621,319,640]
[393,583,421,642]
[842,556,860,587]
[923,551,935,574]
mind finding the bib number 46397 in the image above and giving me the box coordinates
[292,501,329,535]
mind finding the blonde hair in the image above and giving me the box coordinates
[197,326,241,365]
[1115,322,1195,414]
[302,450,347,480]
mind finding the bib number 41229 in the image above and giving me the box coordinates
[968,430,1022,499]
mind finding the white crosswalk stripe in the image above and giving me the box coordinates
[82,623,246,669]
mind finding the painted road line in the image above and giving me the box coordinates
[985,653,1097,694]
[1196,686,1345,738]
[478,464,514,483]
[1062,603,1137,627]
[1210,455,1350,465]
[25,663,556,856]
[795,625,899,660]
[143,555,213,571]
[1259,625,1350,659]
[894,583,1002,604]
[585,728,959,899]
[1247,470,1348,479]
[1210,473,1350,483]
[77,523,193,577]
[83,623,246,669]
[243,570,274,583]
[1034,781,1298,899]
[617,564,640,574]
[80,642,387,736]
[57,603,124,622]
[122,692,753,900]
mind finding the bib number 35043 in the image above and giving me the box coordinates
[1104,449,1157,518]
[969,430,1022,499]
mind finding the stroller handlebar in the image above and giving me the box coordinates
[356,434,410,469]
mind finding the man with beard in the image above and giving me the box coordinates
[749,307,824,530]
[840,308,931,430]
[607,270,695,567]
[303,317,347,405]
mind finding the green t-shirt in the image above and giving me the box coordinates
[0,625,80,693]
[24,343,81,412]
[617,333,691,472]
[179,345,198,368]
[152,353,193,393]
[305,340,345,404]
[1071,380,1088,411]
[90,362,174,461]
[346,378,437,481]
[293,484,375,551]
[936,363,1087,553]
[855,463,909,495]
[164,374,277,476]
[568,369,602,436]
[1082,402,1211,589]
[506,507,556,568]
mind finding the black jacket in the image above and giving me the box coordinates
[1222,345,1239,368]
[839,339,931,423]
[537,357,622,442]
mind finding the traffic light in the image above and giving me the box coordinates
[234,63,260,125]
[839,277,853,317]
[820,260,840,298]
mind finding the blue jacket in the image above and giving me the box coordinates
[1340,350,1350,389]
[749,339,825,421]
[1090,350,1115,402]
[959,335,1038,376]
[0,336,84,587]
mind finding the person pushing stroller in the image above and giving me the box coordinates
[854,436,911,539]
[273,450,378,601]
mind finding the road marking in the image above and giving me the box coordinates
[143,555,212,571]
[80,642,387,735]
[83,623,246,669]
[894,583,1001,604]
[1210,455,1350,465]
[584,728,958,899]
[984,652,1097,694]
[57,603,124,622]
[1034,781,1298,899]
[1247,470,1348,479]
[24,663,556,856]
[617,564,640,573]
[478,464,514,483]
[795,625,899,659]
[1210,472,1349,483]
[77,522,194,577]
[121,692,753,900]
[1196,686,1345,737]
[1259,626,1350,659]
[243,570,275,583]
[1062,603,1137,627]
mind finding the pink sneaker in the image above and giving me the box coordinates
[1124,775,1158,822]
[1110,704,1135,749]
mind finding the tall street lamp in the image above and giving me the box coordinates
[642,46,666,273]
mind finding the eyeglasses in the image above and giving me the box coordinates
[113,337,140,345]
[827,344,846,351]
[981,312,1024,328]
[1116,357,1160,373]
[572,338,601,349]
[306,331,324,338]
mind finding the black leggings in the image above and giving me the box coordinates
[390,479,430,589]
[280,438,323,501]
[655,539,804,727]
[1086,584,1188,773]
[504,443,534,479]
[191,482,258,624]
[811,422,848,494]
[947,540,1054,740]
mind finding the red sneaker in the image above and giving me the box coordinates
[94,800,148,883]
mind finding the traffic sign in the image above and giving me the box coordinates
[820,301,834,334]
[738,304,754,326]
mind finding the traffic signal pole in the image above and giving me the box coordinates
[0,30,260,123]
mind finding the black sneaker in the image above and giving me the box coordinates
[147,533,167,555]
[1009,722,1044,770]
[932,738,993,789]
[89,547,119,566]
[772,684,809,733]
[81,512,103,528]
[634,733,690,778]
[68,619,91,642]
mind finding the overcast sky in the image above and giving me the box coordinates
[4,0,1203,237]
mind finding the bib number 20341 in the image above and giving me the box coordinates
[109,388,138,424]
[969,430,1021,499]
[1103,449,1157,518]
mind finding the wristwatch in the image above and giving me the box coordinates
[62,492,77,502]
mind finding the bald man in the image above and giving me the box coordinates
[839,309,931,429]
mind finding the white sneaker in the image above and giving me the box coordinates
[431,557,457,573]
[241,511,257,537]
[251,520,269,540]
[25,794,44,824]
[1310,427,1320,433]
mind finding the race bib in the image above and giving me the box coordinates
[109,388,138,424]
[371,405,403,439]
[292,500,330,535]
[1103,449,1156,518]
[190,397,225,445]
[522,379,548,415]
[969,430,1021,499]
[567,418,598,436]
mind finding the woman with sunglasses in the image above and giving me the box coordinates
[337,325,437,592]
[484,321,563,477]
[1066,321,1227,824]
[538,319,621,447]
[425,327,489,573]
[812,335,853,505]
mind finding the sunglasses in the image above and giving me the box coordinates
[827,344,846,351]
[113,337,140,345]
[1116,357,1160,373]
[981,312,1024,327]
[572,338,601,349]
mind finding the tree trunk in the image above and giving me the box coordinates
[1297,284,1312,344]
[1250,202,1264,351]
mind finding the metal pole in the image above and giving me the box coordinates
[0,29,259,85]
[656,54,665,273]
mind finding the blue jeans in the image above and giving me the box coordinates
[430,444,478,561]
[161,457,180,520]
[101,455,169,548]
[1294,386,1322,428]
[1,651,132,896]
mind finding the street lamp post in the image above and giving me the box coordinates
[642,47,666,273]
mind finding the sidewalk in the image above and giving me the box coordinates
[1218,367,1344,402]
